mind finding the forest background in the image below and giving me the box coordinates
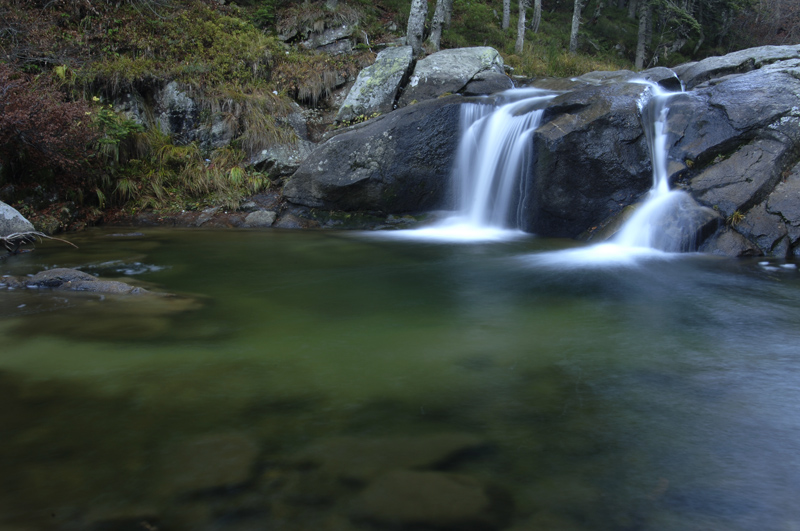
[1,0,798,231]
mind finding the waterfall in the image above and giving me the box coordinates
[405,89,556,241]
[452,89,555,228]
[611,83,701,253]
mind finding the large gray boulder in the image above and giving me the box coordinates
[664,61,800,256]
[673,44,800,90]
[1,201,35,253]
[284,96,463,213]
[523,47,800,255]
[250,140,315,179]
[336,46,415,123]
[398,47,512,107]
[521,82,653,238]
[1,200,34,237]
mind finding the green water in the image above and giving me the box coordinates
[2,228,800,530]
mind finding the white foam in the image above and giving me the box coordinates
[521,243,673,269]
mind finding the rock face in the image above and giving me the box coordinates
[1,200,34,237]
[336,46,415,123]
[398,47,512,107]
[522,82,654,238]
[156,81,200,140]
[284,96,463,213]
[1,200,36,253]
[285,45,800,256]
[666,52,800,256]
[674,44,800,90]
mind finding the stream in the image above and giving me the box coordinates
[2,227,800,530]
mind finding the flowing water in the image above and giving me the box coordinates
[406,89,556,242]
[2,228,800,531]
[2,85,799,530]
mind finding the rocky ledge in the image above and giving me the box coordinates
[284,44,800,257]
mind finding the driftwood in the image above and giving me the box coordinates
[1,231,78,256]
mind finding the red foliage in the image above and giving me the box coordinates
[0,64,98,191]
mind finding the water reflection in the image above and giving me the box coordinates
[1,228,800,530]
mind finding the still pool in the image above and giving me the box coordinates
[2,227,800,530]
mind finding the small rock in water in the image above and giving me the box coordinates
[293,433,486,482]
[349,470,512,530]
[780,263,797,269]
[159,432,260,495]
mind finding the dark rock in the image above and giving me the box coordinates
[522,82,652,238]
[250,140,315,179]
[20,268,150,295]
[349,470,512,530]
[336,46,415,123]
[688,138,792,218]
[113,91,149,127]
[58,279,148,295]
[640,66,683,91]
[398,47,512,107]
[698,226,763,257]
[159,432,260,495]
[734,202,788,256]
[300,24,354,53]
[284,96,463,213]
[29,268,98,287]
[273,212,321,229]
[767,162,800,249]
[155,81,199,140]
[243,210,277,227]
[85,504,160,531]
[675,44,800,89]
[293,432,486,482]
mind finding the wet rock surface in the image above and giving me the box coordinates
[1,268,149,295]
[284,96,462,213]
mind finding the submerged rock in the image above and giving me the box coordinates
[293,432,486,482]
[350,470,512,530]
[159,432,260,495]
[2,268,150,295]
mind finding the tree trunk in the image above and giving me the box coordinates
[635,0,651,69]
[428,0,452,51]
[627,0,637,19]
[592,0,604,22]
[531,0,542,33]
[406,0,429,56]
[569,0,585,54]
[503,0,511,30]
[443,0,453,26]
[516,0,528,53]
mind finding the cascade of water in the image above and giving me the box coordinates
[612,83,695,252]
[452,90,556,229]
